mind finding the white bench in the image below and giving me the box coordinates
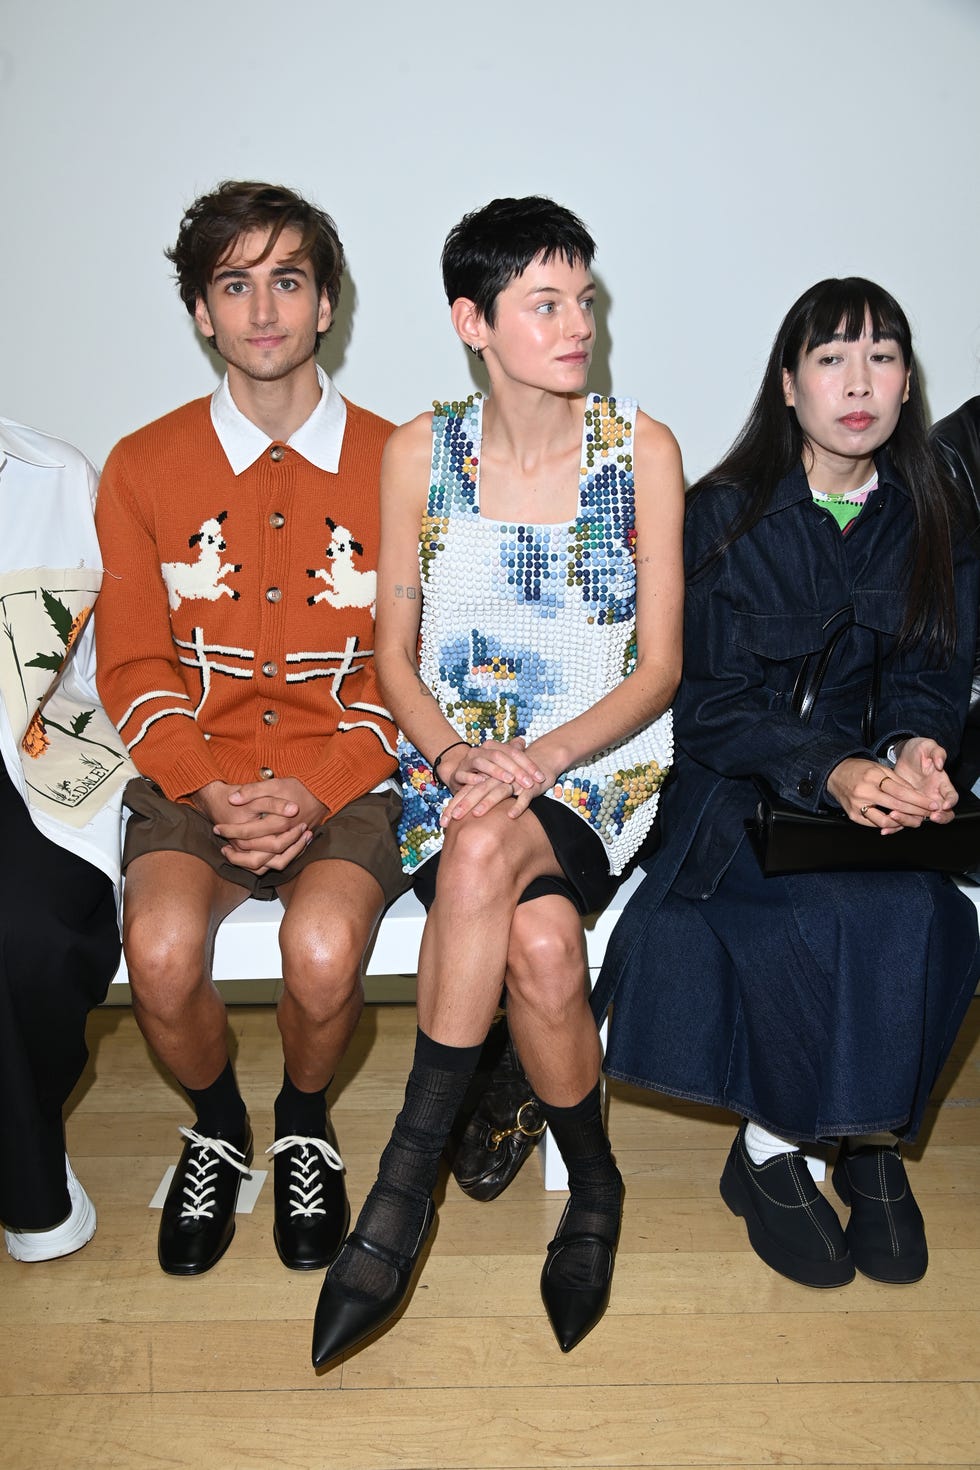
[110,871,980,1191]
[110,868,649,1189]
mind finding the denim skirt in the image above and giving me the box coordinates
[602,837,980,1142]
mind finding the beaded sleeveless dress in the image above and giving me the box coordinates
[398,392,673,877]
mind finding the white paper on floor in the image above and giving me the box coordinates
[149,1167,268,1212]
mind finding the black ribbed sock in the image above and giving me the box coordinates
[330,1028,483,1301]
[183,1059,248,1139]
[540,1084,623,1289]
[274,1067,329,1139]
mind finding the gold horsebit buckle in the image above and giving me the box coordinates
[486,1099,547,1151]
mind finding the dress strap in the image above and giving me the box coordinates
[581,394,638,492]
[427,394,483,518]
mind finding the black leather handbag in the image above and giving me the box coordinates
[746,618,980,876]
[445,1015,545,1201]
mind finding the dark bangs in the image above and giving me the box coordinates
[788,277,912,367]
[441,196,596,327]
[218,213,317,273]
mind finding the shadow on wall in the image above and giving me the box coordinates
[420,275,616,404]
[318,269,356,381]
[186,265,614,411]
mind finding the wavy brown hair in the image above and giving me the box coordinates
[166,180,344,348]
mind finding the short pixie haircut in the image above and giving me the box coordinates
[441,196,596,328]
[166,180,345,321]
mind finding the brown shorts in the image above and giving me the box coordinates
[122,778,409,905]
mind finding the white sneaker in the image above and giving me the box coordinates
[4,1155,97,1262]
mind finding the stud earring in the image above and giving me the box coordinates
[468,344,484,360]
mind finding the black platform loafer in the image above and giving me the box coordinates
[267,1122,350,1271]
[832,1142,928,1284]
[158,1122,253,1276]
[720,1122,854,1288]
[311,1198,436,1369]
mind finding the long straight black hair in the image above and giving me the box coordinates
[692,277,960,659]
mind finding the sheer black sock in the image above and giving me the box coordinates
[540,1085,623,1289]
[274,1067,329,1139]
[183,1060,248,1140]
[329,1028,482,1301]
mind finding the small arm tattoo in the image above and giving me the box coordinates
[394,584,419,600]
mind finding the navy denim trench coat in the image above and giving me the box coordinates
[595,452,980,1138]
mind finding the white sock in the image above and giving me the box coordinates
[744,1121,798,1165]
[844,1131,896,1152]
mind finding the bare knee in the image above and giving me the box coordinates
[123,908,211,1021]
[122,853,240,1025]
[505,905,587,1019]
[437,819,521,912]
[279,912,368,1027]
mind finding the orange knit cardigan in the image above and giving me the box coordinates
[95,395,397,815]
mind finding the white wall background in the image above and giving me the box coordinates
[0,0,977,480]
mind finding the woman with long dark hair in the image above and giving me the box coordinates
[597,277,980,1289]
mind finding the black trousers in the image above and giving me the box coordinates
[0,765,119,1228]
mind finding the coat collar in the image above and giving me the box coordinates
[764,447,908,516]
[0,417,67,471]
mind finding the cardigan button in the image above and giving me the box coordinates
[269,512,285,528]
[259,767,275,779]
[798,778,814,797]
[269,445,286,462]
[266,587,282,602]
[261,661,278,677]
[262,709,279,725]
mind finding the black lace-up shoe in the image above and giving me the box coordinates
[268,1117,350,1271]
[720,1122,854,1288]
[832,1143,928,1283]
[157,1122,253,1276]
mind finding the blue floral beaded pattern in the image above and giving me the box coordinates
[574,396,639,627]
[419,397,480,585]
[426,397,480,519]
[398,392,673,876]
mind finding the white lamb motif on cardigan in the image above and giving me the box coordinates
[306,518,376,614]
[161,511,241,610]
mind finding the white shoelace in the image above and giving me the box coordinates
[266,1135,345,1219]
[175,1126,252,1221]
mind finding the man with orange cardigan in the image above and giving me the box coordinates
[96,182,403,1277]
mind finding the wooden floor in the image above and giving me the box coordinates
[1,1001,978,1470]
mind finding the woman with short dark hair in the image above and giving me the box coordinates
[312,196,684,1362]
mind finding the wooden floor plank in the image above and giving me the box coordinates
[2,1309,976,1397]
[1,1001,978,1470]
[1,1384,977,1469]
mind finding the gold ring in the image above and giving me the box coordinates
[860,804,869,817]
[878,772,890,790]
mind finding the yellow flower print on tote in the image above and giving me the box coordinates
[20,594,94,760]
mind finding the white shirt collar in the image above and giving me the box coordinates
[0,417,67,472]
[209,365,348,476]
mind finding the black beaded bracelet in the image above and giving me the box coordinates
[431,739,470,782]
